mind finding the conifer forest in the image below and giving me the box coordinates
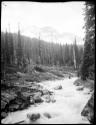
[1,1,95,124]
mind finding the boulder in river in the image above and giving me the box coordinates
[42,89,49,95]
[54,85,62,90]
[30,97,35,104]
[43,112,51,119]
[52,99,56,103]
[33,93,43,103]
[42,89,53,96]
[46,98,51,103]
[42,94,56,103]
[74,82,81,86]
[27,113,40,122]
[42,94,51,103]
[76,86,84,91]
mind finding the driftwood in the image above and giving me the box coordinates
[14,120,25,124]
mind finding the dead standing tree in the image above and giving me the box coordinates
[73,37,77,70]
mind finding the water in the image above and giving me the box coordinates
[2,77,91,124]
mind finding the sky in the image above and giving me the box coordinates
[1,1,85,44]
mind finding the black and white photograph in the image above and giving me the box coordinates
[1,1,95,124]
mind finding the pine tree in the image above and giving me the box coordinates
[81,2,95,80]
[1,32,6,79]
[8,32,14,65]
[73,38,77,69]
[69,44,74,66]
[64,44,70,65]
[59,44,63,66]
[16,27,23,69]
[5,30,11,65]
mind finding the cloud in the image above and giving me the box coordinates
[1,2,85,44]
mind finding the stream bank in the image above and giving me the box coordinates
[2,77,92,124]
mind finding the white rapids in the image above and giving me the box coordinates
[2,77,91,124]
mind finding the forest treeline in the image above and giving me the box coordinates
[1,30,83,76]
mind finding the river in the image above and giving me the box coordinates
[2,77,91,124]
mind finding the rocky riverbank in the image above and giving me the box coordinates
[81,92,94,124]
[1,80,54,120]
[2,65,73,120]
[2,77,91,124]
[74,78,94,124]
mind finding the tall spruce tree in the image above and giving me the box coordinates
[81,2,95,80]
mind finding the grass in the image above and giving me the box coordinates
[1,64,77,92]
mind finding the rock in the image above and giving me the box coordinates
[22,91,34,99]
[42,89,49,95]
[33,93,43,103]
[43,95,51,103]
[50,95,56,103]
[1,112,8,119]
[46,98,51,103]
[54,85,62,90]
[27,113,40,122]
[43,95,56,103]
[1,100,7,110]
[6,93,30,112]
[42,89,53,96]
[2,92,16,103]
[9,105,16,112]
[74,82,81,86]
[81,93,94,124]
[77,86,84,91]
[34,66,45,72]
[34,96,43,103]
[69,75,71,79]
[84,92,90,95]
[31,86,39,90]
[49,91,54,95]
[42,94,48,99]
[30,96,35,104]
[35,92,42,96]
[51,99,56,103]
[20,103,25,109]
[90,89,93,92]
[43,112,51,118]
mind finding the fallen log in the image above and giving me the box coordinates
[14,120,25,124]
